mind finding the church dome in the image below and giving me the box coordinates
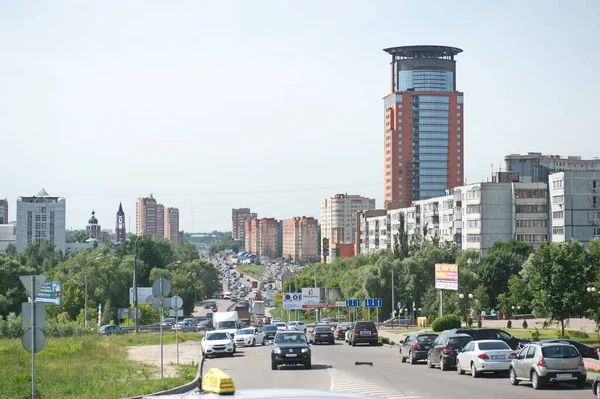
[88,210,98,225]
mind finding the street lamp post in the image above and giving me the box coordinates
[587,287,598,343]
[133,236,141,334]
[458,293,474,326]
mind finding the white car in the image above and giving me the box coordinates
[201,331,235,358]
[233,327,265,347]
[271,317,281,324]
[456,339,516,377]
[274,322,287,331]
[287,321,307,333]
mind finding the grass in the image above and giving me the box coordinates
[508,328,600,346]
[108,332,203,347]
[0,334,200,399]
[382,327,431,334]
[236,265,266,281]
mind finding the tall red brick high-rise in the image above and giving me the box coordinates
[232,208,256,241]
[383,45,464,206]
[164,207,180,243]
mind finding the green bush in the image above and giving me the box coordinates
[569,329,589,339]
[530,328,541,341]
[553,329,572,339]
[522,320,528,329]
[507,320,512,329]
[431,314,461,332]
[477,318,482,328]
[467,317,473,327]
[43,319,91,337]
[0,312,24,338]
[378,336,391,345]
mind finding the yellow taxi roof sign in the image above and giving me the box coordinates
[202,368,236,395]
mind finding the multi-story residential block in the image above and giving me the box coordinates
[16,188,66,252]
[282,216,319,263]
[505,153,600,183]
[245,218,259,254]
[321,194,375,249]
[383,45,465,206]
[512,183,549,246]
[156,204,165,238]
[549,171,600,245]
[245,217,280,258]
[232,208,256,241]
[0,223,16,253]
[136,195,158,236]
[164,207,180,243]
[115,202,126,244]
[0,199,8,224]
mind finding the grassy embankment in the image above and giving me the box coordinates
[236,265,266,281]
[0,333,202,399]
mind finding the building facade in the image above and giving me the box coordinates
[383,45,464,206]
[156,204,165,238]
[245,218,259,254]
[506,153,600,184]
[244,217,280,258]
[282,216,319,263]
[16,188,66,252]
[164,207,180,243]
[549,171,600,245]
[0,223,16,253]
[232,208,256,241]
[136,195,158,236]
[0,199,8,224]
[115,202,126,243]
[86,210,101,240]
[321,194,375,249]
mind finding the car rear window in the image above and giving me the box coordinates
[417,335,437,343]
[315,327,332,332]
[447,336,472,348]
[542,346,579,358]
[478,342,510,350]
[355,322,376,330]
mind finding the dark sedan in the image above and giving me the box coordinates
[311,326,335,345]
[538,339,599,359]
[400,333,438,364]
[271,331,311,370]
[427,333,473,370]
[263,325,278,341]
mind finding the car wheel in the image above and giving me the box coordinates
[596,384,600,399]
[352,340,356,347]
[252,339,256,347]
[271,362,277,370]
[427,356,435,368]
[531,371,544,390]
[470,362,479,378]
[509,368,519,385]
[409,352,416,365]
[262,339,266,346]
[229,352,234,357]
[400,350,406,363]
[305,362,312,369]
[576,378,585,389]
[457,361,465,375]
[440,357,448,371]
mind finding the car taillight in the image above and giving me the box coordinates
[314,334,319,337]
[336,330,342,334]
[412,343,421,349]
[579,355,584,366]
[508,353,517,359]
[537,355,546,367]
[477,353,490,360]
[372,330,378,336]
[442,347,455,355]
[353,331,359,335]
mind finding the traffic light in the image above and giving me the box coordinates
[322,238,329,258]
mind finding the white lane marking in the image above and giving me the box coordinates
[329,368,421,399]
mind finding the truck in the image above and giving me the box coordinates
[251,280,258,289]
[212,311,239,336]
[251,300,266,316]
[234,306,251,328]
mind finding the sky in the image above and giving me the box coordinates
[1,1,599,233]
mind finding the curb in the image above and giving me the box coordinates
[121,361,201,399]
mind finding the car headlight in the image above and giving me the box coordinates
[226,342,233,348]
[301,348,309,353]
[273,348,281,354]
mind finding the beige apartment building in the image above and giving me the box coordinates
[321,194,375,247]
[282,216,319,263]
[232,208,256,241]
[245,217,279,258]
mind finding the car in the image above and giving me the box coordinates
[593,375,600,399]
[271,317,281,324]
[443,328,529,350]
[456,339,517,377]
[233,327,266,347]
[274,322,287,331]
[182,318,198,326]
[509,342,586,389]
[263,325,279,341]
[538,339,599,360]
[197,319,213,330]
[310,326,335,345]
[427,333,473,370]
[271,331,312,370]
[319,317,338,324]
[384,316,412,326]
[400,333,438,364]
[161,317,175,327]
[201,331,235,358]
[286,321,307,333]
[348,321,378,346]
[345,322,356,342]
[97,325,128,336]
[334,323,353,340]
[172,321,197,332]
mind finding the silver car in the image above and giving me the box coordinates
[456,339,516,377]
[509,342,586,389]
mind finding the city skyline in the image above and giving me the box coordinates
[1,1,599,232]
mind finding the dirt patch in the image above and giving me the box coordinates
[127,340,202,378]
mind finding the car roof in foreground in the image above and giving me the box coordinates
[150,388,375,399]
[474,339,509,344]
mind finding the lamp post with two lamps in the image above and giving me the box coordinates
[458,293,474,326]
[587,286,599,344]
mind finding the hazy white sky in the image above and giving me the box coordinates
[1,1,599,233]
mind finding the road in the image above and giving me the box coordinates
[198,338,591,399]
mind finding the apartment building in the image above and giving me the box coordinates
[505,153,600,183]
[0,199,8,224]
[282,216,319,263]
[245,218,259,254]
[16,189,66,252]
[164,207,180,244]
[321,194,375,246]
[232,208,256,241]
[0,223,16,253]
[245,217,280,258]
[136,195,159,236]
[156,204,165,238]
[549,171,600,244]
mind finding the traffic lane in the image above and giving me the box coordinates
[337,344,590,399]
[202,341,331,391]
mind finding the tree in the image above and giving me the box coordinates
[393,213,409,260]
[0,257,33,317]
[209,240,240,255]
[68,230,89,243]
[177,242,200,263]
[523,240,587,337]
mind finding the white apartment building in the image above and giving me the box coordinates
[0,223,16,253]
[16,189,66,253]
[549,171,600,244]
[321,194,375,246]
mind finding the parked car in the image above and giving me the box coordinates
[310,326,335,345]
[97,325,129,335]
[384,316,412,326]
[443,328,529,350]
[538,339,599,360]
[348,321,378,346]
[400,333,438,364]
[271,331,311,370]
[201,331,235,358]
[456,339,517,377]
[509,342,586,389]
[334,323,353,340]
[427,333,473,370]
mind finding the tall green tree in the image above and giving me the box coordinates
[0,257,33,317]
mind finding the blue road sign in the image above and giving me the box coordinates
[345,299,360,307]
[397,301,402,309]
[364,298,382,308]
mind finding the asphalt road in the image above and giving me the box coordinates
[199,338,592,399]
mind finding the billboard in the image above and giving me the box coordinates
[265,289,277,300]
[36,281,62,305]
[301,288,321,305]
[282,292,303,310]
[435,263,458,290]
[129,287,154,305]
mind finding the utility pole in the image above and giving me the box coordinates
[133,236,140,333]
[391,269,395,319]
[313,268,318,322]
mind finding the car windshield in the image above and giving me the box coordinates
[274,333,306,344]
[217,321,236,329]
[315,327,331,333]
[417,334,437,343]
[542,346,579,358]
[447,336,472,348]
[263,326,277,331]
[275,323,286,327]
[287,322,298,326]
[207,333,228,340]
[355,322,375,330]
[478,341,510,350]
[238,329,254,335]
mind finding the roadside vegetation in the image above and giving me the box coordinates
[237,265,266,281]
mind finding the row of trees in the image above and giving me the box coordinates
[285,227,600,337]
[0,236,220,325]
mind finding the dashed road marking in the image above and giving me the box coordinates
[329,368,421,399]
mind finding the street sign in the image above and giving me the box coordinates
[152,278,171,297]
[345,299,360,307]
[301,287,321,305]
[335,301,346,307]
[212,306,218,312]
[364,298,382,308]
[169,309,184,317]
[171,296,183,309]
[397,301,402,309]
[35,281,62,305]
[20,275,47,297]
[22,329,46,353]
[22,303,46,329]
[283,292,303,310]
[152,297,172,308]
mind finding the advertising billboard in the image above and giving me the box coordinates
[129,287,154,305]
[435,263,459,290]
[282,292,303,310]
[35,281,62,305]
[301,287,321,305]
